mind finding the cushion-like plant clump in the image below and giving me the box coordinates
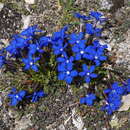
[0,11,129,115]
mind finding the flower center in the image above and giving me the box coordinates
[66,71,70,75]
[80,50,84,54]
[76,40,80,43]
[112,90,116,93]
[95,56,98,59]
[66,60,69,63]
[60,48,63,51]
[30,62,33,65]
[87,73,90,76]
[15,95,19,99]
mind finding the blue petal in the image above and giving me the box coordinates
[90,73,97,78]
[83,54,94,60]
[72,46,79,52]
[24,64,31,70]
[34,57,40,62]
[82,64,88,71]
[70,70,78,77]
[65,76,73,84]
[37,91,44,97]
[86,23,94,35]
[89,65,95,73]
[79,42,85,49]
[66,63,73,71]
[58,73,65,80]
[11,88,17,93]
[79,72,85,77]
[89,11,102,21]
[80,97,86,104]
[31,65,38,72]
[8,93,15,98]
[10,98,18,106]
[58,64,66,71]
[57,57,65,62]
[85,77,91,83]
[19,90,26,98]
[99,56,107,61]
[75,53,81,60]
[94,60,100,66]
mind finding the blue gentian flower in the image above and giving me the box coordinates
[79,64,97,83]
[28,42,44,56]
[20,25,42,37]
[12,35,31,49]
[93,40,108,51]
[57,54,74,64]
[89,11,107,22]
[122,79,130,93]
[52,40,68,56]
[38,36,52,47]
[58,62,78,84]
[80,94,96,106]
[8,88,26,106]
[104,82,125,96]
[6,43,18,55]
[72,42,90,60]
[74,13,91,20]
[31,90,46,102]
[69,32,86,45]
[0,49,6,68]
[52,25,68,41]
[102,82,124,115]
[89,11,103,21]
[85,47,107,66]
[6,35,31,56]
[101,100,122,115]
[86,23,102,37]
[0,55,5,68]
[22,56,40,72]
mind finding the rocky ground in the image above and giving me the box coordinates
[0,0,130,130]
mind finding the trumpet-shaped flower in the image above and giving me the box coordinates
[74,13,91,20]
[86,23,102,37]
[69,32,86,45]
[31,90,46,102]
[52,25,68,41]
[80,94,96,106]
[85,47,107,66]
[58,63,78,84]
[93,40,108,51]
[20,25,42,37]
[52,40,68,56]
[22,56,40,72]
[0,49,6,68]
[28,42,44,56]
[38,36,52,47]
[8,88,26,106]
[79,64,97,83]
[72,42,90,60]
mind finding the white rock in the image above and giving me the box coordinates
[22,15,31,30]
[100,0,113,10]
[0,97,2,106]
[25,0,35,4]
[15,114,33,130]
[118,94,130,111]
[0,2,4,11]
[58,124,65,130]
[110,115,119,128]
[72,108,84,130]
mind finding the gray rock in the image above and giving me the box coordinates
[0,2,4,12]
[0,97,2,106]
